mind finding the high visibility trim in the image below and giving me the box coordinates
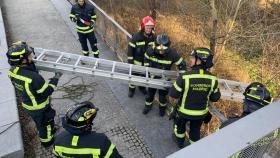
[36,83,49,93]
[129,84,135,88]
[93,50,99,55]
[175,57,183,65]
[40,124,53,143]
[71,136,79,146]
[127,56,133,60]
[148,41,155,46]
[144,63,150,66]
[49,84,56,89]
[159,102,167,107]
[76,25,90,30]
[249,87,257,91]
[69,14,76,18]
[129,42,136,48]
[22,98,49,111]
[199,69,204,74]
[77,28,94,34]
[91,15,97,19]
[196,50,209,55]
[145,101,153,106]
[54,146,101,156]
[10,49,26,56]
[246,93,261,100]
[145,53,172,64]
[136,41,145,46]
[174,125,185,138]
[173,82,182,92]
[82,51,89,55]
[133,60,142,65]
[178,107,209,116]
[104,144,116,158]
[189,139,195,144]
[179,70,186,73]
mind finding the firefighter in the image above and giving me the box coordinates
[169,47,221,148]
[143,34,186,116]
[221,82,273,127]
[53,101,122,158]
[6,41,62,147]
[127,16,156,98]
[220,82,276,158]
[69,0,99,58]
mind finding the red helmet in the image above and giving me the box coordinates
[141,16,155,31]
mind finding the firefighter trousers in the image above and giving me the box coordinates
[145,88,168,107]
[27,105,56,147]
[174,116,203,144]
[78,31,99,57]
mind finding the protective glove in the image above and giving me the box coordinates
[53,72,63,79]
[70,17,77,23]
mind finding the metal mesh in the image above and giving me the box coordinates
[230,128,280,158]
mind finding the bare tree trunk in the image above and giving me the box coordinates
[210,0,218,55]
[148,0,157,19]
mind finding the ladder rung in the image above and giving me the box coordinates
[36,51,45,60]
[224,81,231,91]
[55,54,64,64]
[111,61,116,76]
[92,59,99,71]
[74,56,81,68]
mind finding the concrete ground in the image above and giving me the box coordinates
[1,0,180,157]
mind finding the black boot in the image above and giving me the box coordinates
[138,86,147,95]
[128,88,135,98]
[142,105,152,114]
[172,133,185,148]
[159,106,166,117]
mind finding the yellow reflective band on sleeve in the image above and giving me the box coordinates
[10,49,26,56]
[145,101,153,106]
[49,84,56,89]
[174,125,185,138]
[128,56,133,60]
[54,146,101,156]
[173,82,182,92]
[71,136,79,146]
[69,14,76,18]
[91,15,97,19]
[136,41,145,46]
[175,57,183,65]
[40,124,53,143]
[36,83,49,93]
[133,60,142,65]
[104,144,116,158]
[196,50,209,55]
[148,56,172,65]
[129,42,136,48]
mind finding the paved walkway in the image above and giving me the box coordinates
[1,0,179,157]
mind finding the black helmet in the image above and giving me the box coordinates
[155,34,171,51]
[6,41,34,66]
[191,47,214,68]
[243,82,273,106]
[62,101,98,133]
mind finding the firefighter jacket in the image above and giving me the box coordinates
[70,3,96,34]
[8,64,58,111]
[127,31,156,66]
[53,131,122,158]
[169,65,221,120]
[144,47,186,74]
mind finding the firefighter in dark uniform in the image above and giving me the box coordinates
[143,34,186,116]
[169,47,221,148]
[6,41,62,147]
[70,0,99,58]
[127,16,156,98]
[220,82,276,158]
[53,101,122,158]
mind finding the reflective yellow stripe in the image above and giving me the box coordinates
[36,83,49,93]
[93,50,99,55]
[189,139,195,144]
[175,57,183,65]
[129,42,136,48]
[249,87,257,91]
[128,56,133,60]
[54,146,101,156]
[71,136,79,146]
[136,41,145,46]
[49,84,56,89]
[91,15,97,18]
[77,28,94,34]
[173,82,182,92]
[196,50,209,55]
[174,125,185,138]
[179,74,217,116]
[145,53,172,64]
[76,26,90,30]
[104,144,116,158]
[69,14,76,18]
[10,49,26,56]
[159,102,167,107]
[247,93,261,100]
[144,63,149,66]
[179,70,186,73]
[145,101,153,105]
[133,60,142,65]
[199,69,204,74]
[129,84,135,88]
[82,50,89,55]
[40,124,53,143]
[22,98,49,110]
